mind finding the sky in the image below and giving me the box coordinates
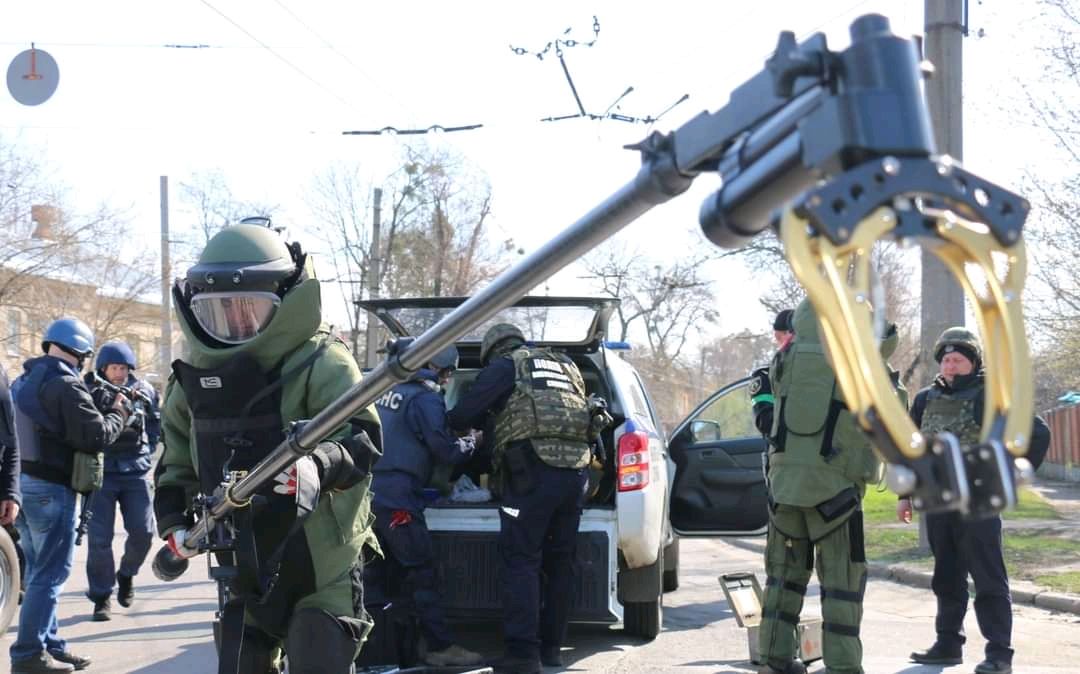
[0,0,1062,340]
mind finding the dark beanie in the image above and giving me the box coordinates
[935,342,979,366]
[773,309,794,332]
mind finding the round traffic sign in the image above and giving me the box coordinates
[7,46,59,106]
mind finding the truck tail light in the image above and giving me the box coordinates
[617,429,650,492]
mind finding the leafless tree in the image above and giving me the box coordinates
[583,241,720,360]
[731,230,920,384]
[582,240,723,427]
[307,144,510,358]
[1020,0,1080,409]
[174,170,279,270]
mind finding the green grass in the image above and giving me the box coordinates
[860,485,1058,526]
[862,512,1080,584]
[1034,571,1080,594]
[862,485,905,525]
[864,528,928,564]
[1002,488,1060,521]
[1000,532,1080,577]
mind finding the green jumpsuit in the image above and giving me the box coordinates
[155,259,381,665]
[758,299,904,674]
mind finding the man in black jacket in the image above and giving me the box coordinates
[1,363,20,529]
[1,361,23,600]
[899,327,1051,674]
[9,318,129,674]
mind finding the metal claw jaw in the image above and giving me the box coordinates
[779,164,1034,518]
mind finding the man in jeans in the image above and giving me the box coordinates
[1,358,23,602]
[9,318,128,673]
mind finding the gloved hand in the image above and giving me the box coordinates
[111,391,133,420]
[457,433,478,456]
[166,528,198,559]
[273,456,319,496]
[587,394,614,438]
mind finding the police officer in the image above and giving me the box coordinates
[153,223,382,674]
[448,324,600,674]
[10,318,129,674]
[757,300,902,674]
[1,356,24,615]
[372,345,483,667]
[83,341,160,621]
[1,358,20,533]
[902,327,1050,674]
[751,309,796,438]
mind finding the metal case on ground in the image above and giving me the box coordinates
[719,572,822,666]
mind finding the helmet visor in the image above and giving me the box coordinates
[190,291,281,344]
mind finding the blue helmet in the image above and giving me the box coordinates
[96,341,137,371]
[42,317,95,358]
[428,346,459,372]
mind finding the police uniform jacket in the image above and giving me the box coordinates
[0,369,19,505]
[14,355,126,487]
[911,371,1051,470]
[373,368,474,513]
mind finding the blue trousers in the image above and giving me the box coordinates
[373,506,455,651]
[927,511,1013,663]
[86,472,155,601]
[498,455,586,660]
[10,475,77,662]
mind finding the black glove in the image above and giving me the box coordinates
[310,432,377,492]
[90,386,115,414]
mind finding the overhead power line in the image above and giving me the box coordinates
[268,0,483,137]
[198,0,353,109]
[509,15,688,125]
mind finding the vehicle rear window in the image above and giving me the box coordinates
[385,305,599,344]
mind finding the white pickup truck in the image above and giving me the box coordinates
[359,296,769,642]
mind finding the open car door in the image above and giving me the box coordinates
[668,376,769,536]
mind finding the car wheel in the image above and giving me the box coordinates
[662,536,680,593]
[0,526,19,634]
[624,544,663,640]
[623,596,662,640]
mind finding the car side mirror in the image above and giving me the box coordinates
[690,419,722,443]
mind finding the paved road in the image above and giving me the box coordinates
[6,527,1080,673]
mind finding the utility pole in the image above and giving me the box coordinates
[916,0,965,550]
[920,0,966,385]
[159,176,173,378]
[364,188,383,368]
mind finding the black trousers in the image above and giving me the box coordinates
[926,511,1013,663]
[498,449,587,660]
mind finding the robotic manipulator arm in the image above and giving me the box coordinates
[688,14,1032,520]
[156,14,1028,575]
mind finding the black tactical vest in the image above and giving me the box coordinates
[172,350,319,601]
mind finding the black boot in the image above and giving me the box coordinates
[757,658,807,674]
[540,645,563,667]
[116,572,135,607]
[47,650,91,671]
[910,642,962,665]
[491,653,542,674]
[10,652,75,673]
[974,658,1012,674]
[92,597,112,621]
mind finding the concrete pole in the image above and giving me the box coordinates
[364,188,383,368]
[159,176,173,378]
[916,0,966,548]
[920,0,966,384]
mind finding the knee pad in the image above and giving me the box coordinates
[285,608,359,674]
